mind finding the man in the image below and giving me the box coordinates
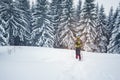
[75,36,82,60]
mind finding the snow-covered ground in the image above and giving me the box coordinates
[0,46,120,80]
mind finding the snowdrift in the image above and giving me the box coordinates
[0,46,120,80]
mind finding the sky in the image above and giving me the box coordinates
[30,0,120,15]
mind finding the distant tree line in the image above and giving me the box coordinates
[0,0,120,54]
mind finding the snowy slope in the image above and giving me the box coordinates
[0,46,120,80]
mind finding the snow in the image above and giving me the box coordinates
[0,46,120,80]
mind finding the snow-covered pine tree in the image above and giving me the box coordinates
[75,0,83,37]
[48,0,62,48]
[32,0,54,47]
[96,5,108,53]
[15,0,31,46]
[106,7,115,44]
[96,3,99,16]
[0,0,13,45]
[29,2,36,46]
[107,7,114,32]
[0,19,8,46]
[113,8,119,24]
[58,0,76,49]
[80,0,98,52]
[30,2,36,46]
[108,3,120,54]
[76,0,82,22]
[0,1,8,46]
[0,0,30,45]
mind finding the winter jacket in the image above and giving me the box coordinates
[75,39,82,48]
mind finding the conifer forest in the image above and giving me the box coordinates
[0,0,120,53]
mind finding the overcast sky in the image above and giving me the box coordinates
[30,0,120,15]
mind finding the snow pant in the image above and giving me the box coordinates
[75,47,81,60]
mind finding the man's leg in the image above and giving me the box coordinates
[76,54,78,59]
[78,54,81,60]
[76,48,78,59]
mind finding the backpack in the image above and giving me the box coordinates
[75,39,82,48]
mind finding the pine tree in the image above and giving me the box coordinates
[0,0,30,45]
[76,0,82,22]
[107,7,114,31]
[0,1,8,46]
[49,0,62,48]
[32,0,54,47]
[80,0,98,52]
[108,4,120,54]
[96,5,108,53]
[0,19,8,46]
[15,0,31,45]
[106,7,114,43]
[58,0,76,49]
[96,3,99,19]
[75,0,82,37]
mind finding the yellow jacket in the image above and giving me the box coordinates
[75,39,82,48]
